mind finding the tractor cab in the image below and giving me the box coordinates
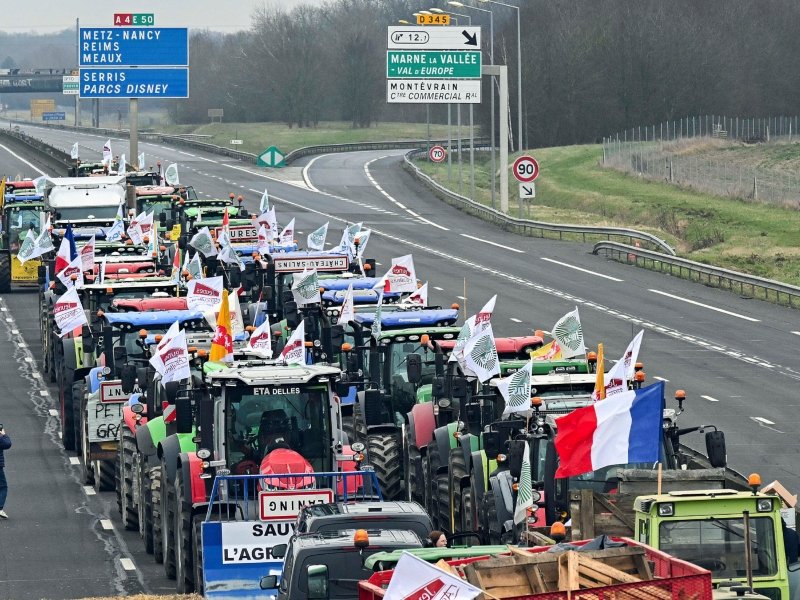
[0,193,47,289]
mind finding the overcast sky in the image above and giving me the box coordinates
[0,0,326,33]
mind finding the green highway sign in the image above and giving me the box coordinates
[386,51,481,79]
[257,145,286,168]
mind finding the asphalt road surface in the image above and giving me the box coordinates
[1,122,799,597]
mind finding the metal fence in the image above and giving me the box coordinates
[602,115,800,206]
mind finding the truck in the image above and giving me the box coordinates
[44,176,126,235]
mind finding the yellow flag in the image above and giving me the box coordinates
[530,340,562,361]
[594,343,606,400]
[210,289,234,362]
[0,176,6,211]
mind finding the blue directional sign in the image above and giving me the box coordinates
[79,27,188,67]
[42,112,66,121]
[79,68,189,98]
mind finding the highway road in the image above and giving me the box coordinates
[1,122,800,597]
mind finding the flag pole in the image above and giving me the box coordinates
[463,277,467,320]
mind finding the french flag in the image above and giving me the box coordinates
[554,381,665,478]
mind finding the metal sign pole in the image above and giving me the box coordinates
[130,98,138,170]
[483,65,508,213]
[469,103,475,201]
[447,104,452,182]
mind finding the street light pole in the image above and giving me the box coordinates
[477,0,522,152]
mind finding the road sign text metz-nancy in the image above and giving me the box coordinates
[387,51,481,79]
[79,27,188,66]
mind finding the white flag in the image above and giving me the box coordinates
[450,315,475,365]
[257,224,271,254]
[279,217,295,245]
[189,226,218,257]
[597,330,645,400]
[126,210,144,245]
[152,329,190,385]
[371,292,383,340]
[138,211,154,241]
[335,222,362,256]
[186,276,224,312]
[105,204,125,242]
[70,142,79,160]
[186,252,204,279]
[405,282,428,307]
[57,254,84,289]
[203,288,245,337]
[102,140,112,165]
[514,440,533,525]
[164,163,180,185]
[278,321,306,366]
[15,229,37,264]
[148,321,181,373]
[118,153,126,175]
[384,552,481,600]
[386,254,417,293]
[257,208,278,240]
[247,317,273,358]
[54,287,88,337]
[259,189,269,213]
[355,229,371,259]
[499,360,533,416]
[291,268,320,306]
[218,242,244,270]
[28,225,55,261]
[463,323,500,383]
[337,284,355,326]
[79,235,95,273]
[138,151,145,169]
[306,222,328,251]
[474,294,497,333]
[552,307,585,359]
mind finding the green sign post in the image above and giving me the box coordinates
[257,146,286,168]
[386,51,481,79]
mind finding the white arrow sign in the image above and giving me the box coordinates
[387,26,481,50]
[519,183,536,199]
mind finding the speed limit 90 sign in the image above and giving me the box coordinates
[513,155,539,182]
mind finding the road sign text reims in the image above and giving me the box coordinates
[79,27,188,67]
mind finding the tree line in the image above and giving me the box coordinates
[4,0,800,149]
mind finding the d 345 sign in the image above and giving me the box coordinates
[512,155,540,183]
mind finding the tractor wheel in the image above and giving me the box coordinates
[484,490,501,544]
[192,515,205,596]
[405,424,421,504]
[161,459,177,579]
[81,401,94,486]
[461,486,476,537]
[0,253,10,293]
[73,380,84,456]
[118,427,138,530]
[427,440,442,528]
[367,433,402,501]
[94,460,116,493]
[59,370,76,452]
[174,469,195,593]
[149,466,163,562]
[449,449,467,535]
[435,470,451,534]
[342,402,367,443]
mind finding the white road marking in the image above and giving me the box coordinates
[100,519,114,530]
[540,257,623,281]
[69,457,81,465]
[752,416,775,425]
[792,331,800,336]
[456,296,466,300]
[48,409,59,416]
[83,486,96,496]
[40,390,49,397]
[648,289,760,322]
[701,395,719,402]
[510,317,522,323]
[364,157,449,230]
[434,286,444,291]
[302,154,325,192]
[652,376,669,382]
[120,558,136,571]
[460,233,525,253]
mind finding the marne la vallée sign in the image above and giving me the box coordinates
[386,51,481,79]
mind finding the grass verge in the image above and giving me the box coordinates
[416,144,800,287]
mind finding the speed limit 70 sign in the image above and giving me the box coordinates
[513,155,539,182]
[428,145,447,163]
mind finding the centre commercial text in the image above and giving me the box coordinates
[388,80,475,101]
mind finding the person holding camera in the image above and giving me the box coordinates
[0,424,10,519]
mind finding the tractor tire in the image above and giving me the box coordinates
[484,490,501,544]
[461,487,476,538]
[73,380,84,456]
[193,515,205,596]
[81,402,94,486]
[405,424,422,504]
[59,370,76,452]
[161,459,177,579]
[93,459,116,493]
[118,427,139,530]
[174,469,195,593]
[342,402,367,444]
[449,449,467,536]
[427,440,442,528]
[367,433,402,501]
[149,466,163,562]
[435,471,451,534]
[0,253,10,293]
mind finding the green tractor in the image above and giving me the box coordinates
[0,185,47,292]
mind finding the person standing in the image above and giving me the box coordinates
[0,425,10,518]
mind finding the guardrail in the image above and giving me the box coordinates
[403,148,676,255]
[283,137,490,164]
[593,241,800,307]
[0,127,73,172]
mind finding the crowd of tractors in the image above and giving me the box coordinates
[1,160,797,600]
